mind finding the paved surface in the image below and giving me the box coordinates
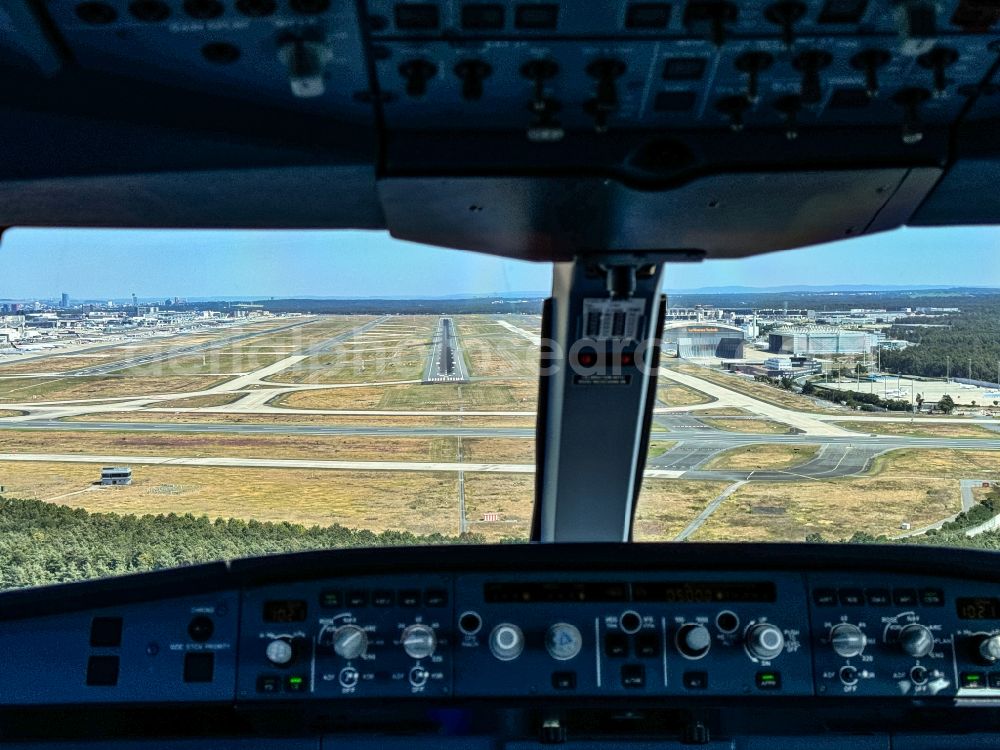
[62,319,315,376]
[423,317,469,383]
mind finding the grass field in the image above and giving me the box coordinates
[0,461,461,535]
[701,444,820,471]
[835,421,1000,439]
[648,440,679,458]
[0,429,537,464]
[453,318,537,378]
[868,449,1000,479]
[692,475,959,542]
[700,418,791,434]
[61,411,539,427]
[463,473,533,541]
[0,410,26,418]
[0,375,229,403]
[153,393,245,409]
[672,363,846,415]
[634,480,731,541]
[275,380,538,411]
[657,382,715,407]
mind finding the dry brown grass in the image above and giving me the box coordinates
[701,444,820,471]
[634,480,731,541]
[463,473,533,541]
[152,394,245,409]
[61,411,538,427]
[700,418,791,434]
[0,461,460,535]
[693,476,959,542]
[835,421,1000,439]
[0,429,462,462]
[657,382,715,407]
[0,375,229,402]
[275,380,538,411]
[453,318,538,378]
[461,438,535,464]
[868,449,1000,479]
[0,409,26,418]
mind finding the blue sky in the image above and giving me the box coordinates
[1,225,998,299]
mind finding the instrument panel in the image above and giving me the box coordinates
[5,544,1000,708]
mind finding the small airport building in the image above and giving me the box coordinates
[101,467,133,486]
[662,322,745,358]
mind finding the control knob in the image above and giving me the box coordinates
[401,624,437,660]
[489,623,525,661]
[545,623,583,661]
[676,623,712,659]
[332,625,368,660]
[745,623,785,661]
[830,623,867,658]
[898,623,934,658]
[978,634,1000,663]
[265,638,295,666]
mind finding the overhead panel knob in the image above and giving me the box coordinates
[677,623,712,659]
[545,623,583,661]
[265,638,295,666]
[490,623,525,661]
[898,623,934,658]
[850,49,891,99]
[746,623,785,661]
[830,623,867,658]
[978,635,1000,663]
[399,59,437,97]
[764,0,806,49]
[333,625,368,660]
[401,624,437,660]
[917,47,958,98]
[793,50,832,104]
[455,59,492,101]
[735,52,774,104]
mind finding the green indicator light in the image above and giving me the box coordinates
[761,674,775,681]
[968,676,981,682]
[289,677,303,684]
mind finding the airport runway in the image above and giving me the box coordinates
[60,318,317,376]
[423,317,469,383]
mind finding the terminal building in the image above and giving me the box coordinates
[768,327,879,356]
[663,322,745,358]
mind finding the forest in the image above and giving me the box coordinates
[0,495,482,591]
[881,306,1000,383]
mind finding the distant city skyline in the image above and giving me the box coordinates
[1,225,998,299]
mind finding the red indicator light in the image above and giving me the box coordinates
[577,351,597,367]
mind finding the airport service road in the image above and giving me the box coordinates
[423,317,469,383]
[60,318,318,376]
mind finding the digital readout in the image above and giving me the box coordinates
[484,581,775,604]
[956,597,1000,620]
[263,599,308,622]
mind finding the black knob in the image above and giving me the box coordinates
[793,50,832,104]
[521,58,559,111]
[764,1,806,48]
[774,94,802,140]
[735,52,774,104]
[716,95,750,132]
[188,615,214,642]
[917,47,958,98]
[399,59,437,97]
[893,87,931,144]
[585,58,626,132]
[851,49,891,99]
[455,59,492,101]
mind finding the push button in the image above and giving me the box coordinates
[183,652,214,683]
[424,589,448,607]
[552,671,576,690]
[893,588,918,606]
[347,590,368,607]
[285,675,308,692]
[86,655,119,686]
[372,590,395,607]
[636,631,660,658]
[988,673,1000,689]
[838,588,864,606]
[621,664,645,688]
[399,590,421,607]
[962,672,986,689]
[683,671,708,690]
[319,589,341,608]
[812,589,837,607]
[865,588,890,606]
[920,588,944,606]
[756,671,781,690]
[605,632,628,658]
[256,675,280,693]
[90,617,123,647]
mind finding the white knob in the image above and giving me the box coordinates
[489,623,525,661]
[402,624,437,660]
[545,623,583,661]
[746,623,785,661]
[265,638,294,666]
[980,635,1000,663]
[830,623,867,658]
[333,625,368,660]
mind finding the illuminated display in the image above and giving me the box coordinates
[263,599,308,623]
[956,597,1000,620]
